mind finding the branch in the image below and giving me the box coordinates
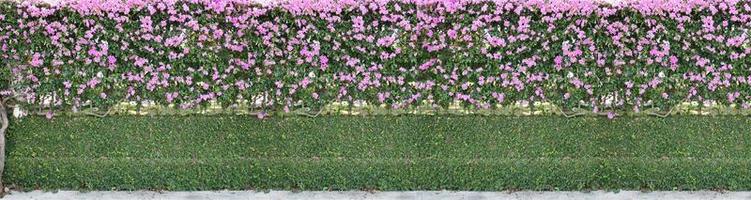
[81,108,113,118]
[1,95,17,104]
[557,107,587,118]
[0,103,8,135]
[0,99,7,191]
[556,106,619,118]
[293,108,323,118]
[25,108,113,118]
[646,106,676,118]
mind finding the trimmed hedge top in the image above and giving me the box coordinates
[1,0,750,118]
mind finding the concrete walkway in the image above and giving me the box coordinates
[3,190,751,200]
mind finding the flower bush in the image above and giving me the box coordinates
[1,0,750,117]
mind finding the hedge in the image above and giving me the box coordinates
[6,116,751,190]
[1,0,750,118]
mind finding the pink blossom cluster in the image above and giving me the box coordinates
[1,0,750,117]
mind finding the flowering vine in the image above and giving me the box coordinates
[0,0,749,118]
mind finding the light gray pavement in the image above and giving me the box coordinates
[3,190,751,200]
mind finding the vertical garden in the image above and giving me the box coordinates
[0,0,750,191]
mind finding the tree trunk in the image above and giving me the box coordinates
[0,102,7,193]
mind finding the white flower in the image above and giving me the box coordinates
[13,106,25,118]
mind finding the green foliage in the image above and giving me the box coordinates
[5,116,751,190]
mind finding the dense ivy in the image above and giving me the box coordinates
[7,116,751,190]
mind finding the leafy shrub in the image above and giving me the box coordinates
[0,0,750,117]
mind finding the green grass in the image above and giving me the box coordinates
[5,116,751,191]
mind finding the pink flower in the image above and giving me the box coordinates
[257,112,267,119]
[30,53,43,67]
[300,77,311,88]
[320,56,329,70]
[447,29,458,39]
[108,55,117,65]
[492,92,505,103]
[728,92,740,102]
[166,92,178,103]
[418,59,437,71]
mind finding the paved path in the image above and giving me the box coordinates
[4,190,751,200]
